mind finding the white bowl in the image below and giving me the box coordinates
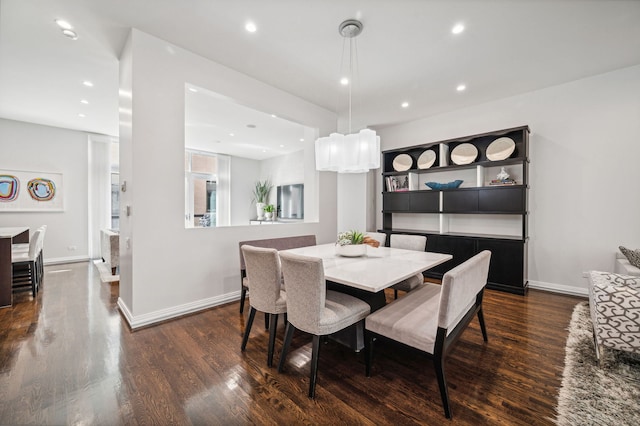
[335,244,367,257]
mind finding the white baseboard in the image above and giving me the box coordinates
[117,290,242,330]
[528,280,588,297]
[44,255,90,265]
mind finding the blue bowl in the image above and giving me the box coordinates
[425,180,463,190]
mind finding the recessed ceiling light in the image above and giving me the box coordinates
[80,99,89,104]
[456,84,466,92]
[271,114,277,118]
[245,22,257,33]
[401,102,409,108]
[83,81,93,87]
[340,77,349,86]
[188,87,198,93]
[452,23,465,34]
[78,113,86,118]
[229,133,234,136]
[299,138,304,142]
[279,144,285,148]
[55,19,73,30]
[262,149,267,153]
[62,29,78,40]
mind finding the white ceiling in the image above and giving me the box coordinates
[1,0,640,145]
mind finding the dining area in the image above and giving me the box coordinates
[238,232,492,419]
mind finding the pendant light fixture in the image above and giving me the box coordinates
[315,19,380,173]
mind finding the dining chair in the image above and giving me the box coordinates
[389,234,427,299]
[278,251,371,398]
[240,245,287,367]
[365,232,387,247]
[12,229,44,297]
[365,250,491,419]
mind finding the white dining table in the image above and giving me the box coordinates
[282,243,452,293]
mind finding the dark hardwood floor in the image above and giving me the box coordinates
[0,261,584,425]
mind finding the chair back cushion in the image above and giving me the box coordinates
[241,245,286,314]
[438,250,491,331]
[390,234,426,252]
[365,232,387,246]
[279,251,326,333]
[28,229,43,259]
[239,235,316,270]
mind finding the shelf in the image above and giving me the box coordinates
[382,157,528,176]
[378,229,527,242]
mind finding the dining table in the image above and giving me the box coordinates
[282,242,452,350]
[0,227,29,308]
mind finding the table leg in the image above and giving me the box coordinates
[0,237,12,308]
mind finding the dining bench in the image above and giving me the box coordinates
[238,234,316,313]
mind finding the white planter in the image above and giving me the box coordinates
[335,244,367,257]
[256,202,265,220]
[265,211,273,220]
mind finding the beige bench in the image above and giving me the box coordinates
[100,229,119,275]
[238,235,316,314]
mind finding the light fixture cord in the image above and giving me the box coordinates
[348,36,353,134]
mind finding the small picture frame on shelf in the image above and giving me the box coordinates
[386,175,410,192]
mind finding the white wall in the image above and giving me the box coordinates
[118,30,337,327]
[375,64,640,294]
[230,156,260,225]
[0,118,90,263]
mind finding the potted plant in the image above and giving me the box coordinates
[335,230,367,257]
[264,204,275,220]
[252,179,272,219]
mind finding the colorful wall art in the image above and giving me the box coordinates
[0,170,63,211]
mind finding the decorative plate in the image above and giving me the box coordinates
[417,149,436,169]
[392,153,413,171]
[450,143,478,165]
[486,137,516,161]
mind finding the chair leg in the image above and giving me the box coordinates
[241,307,256,351]
[477,308,488,342]
[394,289,398,299]
[278,322,295,373]
[239,286,247,313]
[267,313,279,367]
[264,313,270,330]
[309,334,321,398]
[593,328,601,366]
[365,331,374,377]
[433,354,452,419]
[30,261,37,297]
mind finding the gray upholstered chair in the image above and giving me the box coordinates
[240,245,287,367]
[389,234,427,299]
[365,250,491,419]
[588,270,640,365]
[278,251,371,398]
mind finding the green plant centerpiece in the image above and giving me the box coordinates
[263,204,275,220]
[252,179,273,219]
[335,230,367,257]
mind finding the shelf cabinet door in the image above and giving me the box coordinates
[426,235,476,274]
[479,187,525,212]
[477,239,526,290]
[442,190,479,212]
[409,192,439,212]
[383,192,409,212]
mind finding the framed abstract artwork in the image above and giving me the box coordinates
[0,169,64,212]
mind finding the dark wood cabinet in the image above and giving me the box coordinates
[380,125,530,295]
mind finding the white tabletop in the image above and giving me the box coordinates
[0,227,29,238]
[282,243,452,293]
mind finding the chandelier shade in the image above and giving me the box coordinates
[315,19,381,174]
[315,129,380,173]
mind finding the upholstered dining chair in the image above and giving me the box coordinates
[389,234,427,299]
[365,250,491,419]
[12,229,44,297]
[278,251,371,398]
[240,245,287,367]
[365,232,387,247]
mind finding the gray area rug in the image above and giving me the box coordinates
[557,301,640,425]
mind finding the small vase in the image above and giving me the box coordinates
[256,202,265,220]
[265,212,273,220]
[335,244,367,257]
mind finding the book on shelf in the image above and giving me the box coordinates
[489,178,517,186]
[386,172,420,192]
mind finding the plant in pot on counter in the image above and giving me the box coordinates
[263,204,275,220]
[252,179,272,220]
